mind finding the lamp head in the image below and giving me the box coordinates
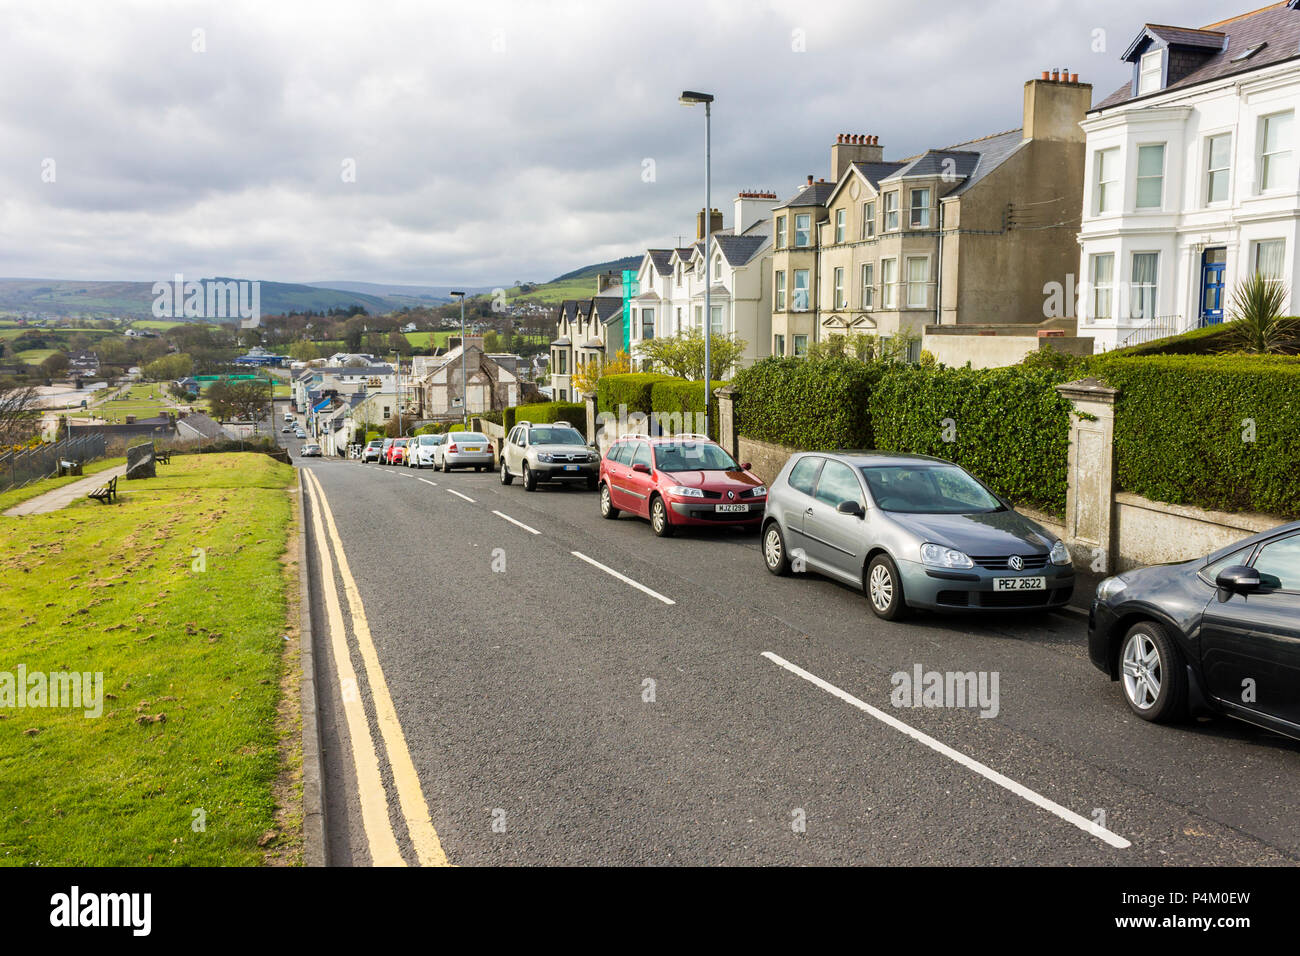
[678,90,714,106]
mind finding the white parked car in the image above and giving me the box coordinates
[435,431,493,472]
[408,433,444,468]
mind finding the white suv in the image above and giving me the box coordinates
[500,420,599,491]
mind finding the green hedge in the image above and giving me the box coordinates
[512,401,586,426]
[733,357,882,450]
[1090,354,1300,516]
[869,366,1073,514]
[649,380,723,438]
[596,373,674,415]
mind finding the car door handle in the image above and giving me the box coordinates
[805,507,815,516]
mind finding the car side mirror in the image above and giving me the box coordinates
[740,461,752,471]
[1215,565,1261,602]
[632,463,651,474]
[836,499,865,518]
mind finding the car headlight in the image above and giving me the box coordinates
[1049,540,1071,566]
[919,543,975,569]
[748,486,767,498]
[1096,576,1128,601]
[668,485,705,498]
[537,453,554,463]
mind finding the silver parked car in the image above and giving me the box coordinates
[762,451,1075,620]
[500,420,599,491]
[435,430,493,472]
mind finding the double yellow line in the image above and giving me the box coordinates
[302,468,449,867]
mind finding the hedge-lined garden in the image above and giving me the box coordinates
[1088,354,1300,517]
[732,358,882,450]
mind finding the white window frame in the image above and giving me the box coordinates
[774,270,786,311]
[1258,111,1294,194]
[833,266,846,309]
[795,214,811,247]
[1138,49,1163,95]
[835,208,846,244]
[884,192,900,231]
[1095,147,1119,214]
[793,334,808,358]
[1135,143,1165,210]
[775,215,786,249]
[1205,133,1232,205]
[773,333,785,356]
[1129,252,1159,321]
[910,188,931,228]
[1089,253,1114,323]
[1252,239,1286,287]
[881,257,898,309]
[905,256,930,309]
[861,262,874,310]
[714,254,723,280]
[792,269,810,312]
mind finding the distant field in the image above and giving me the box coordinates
[130,319,193,330]
[16,348,57,363]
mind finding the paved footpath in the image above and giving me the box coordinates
[2,465,128,517]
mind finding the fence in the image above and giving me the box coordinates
[0,435,107,492]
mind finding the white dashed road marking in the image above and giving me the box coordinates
[570,551,676,606]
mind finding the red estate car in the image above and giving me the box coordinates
[385,438,409,465]
[598,433,767,536]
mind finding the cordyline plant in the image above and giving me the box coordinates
[1228,272,1290,354]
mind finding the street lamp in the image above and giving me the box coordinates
[679,90,714,438]
[450,291,467,426]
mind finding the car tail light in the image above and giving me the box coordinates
[448,444,458,453]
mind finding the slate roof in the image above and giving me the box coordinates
[177,413,225,441]
[593,297,624,323]
[714,232,769,267]
[1096,2,1300,111]
[647,250,674,276]
[849,161,908,187]
[774,181,838,209]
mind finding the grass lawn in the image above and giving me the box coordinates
[15,349,57,363]
[0,453,299,865]
[88,382,205,423]
[0,457,126,514]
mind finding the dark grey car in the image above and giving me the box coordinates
[761,451,1075,620]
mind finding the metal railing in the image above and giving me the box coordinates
[0,435,107,492]
[1108,315,1184,351]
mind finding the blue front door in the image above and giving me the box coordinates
[1200,248,1227,325]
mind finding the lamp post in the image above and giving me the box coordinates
[450,291,467,426]
[679,90,714,438]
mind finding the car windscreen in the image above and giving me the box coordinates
[860,465,1002,514]
[393,439,408,446]
[418,435,442,445]
[530,427,584,445]
[654,441,738,472]
[450,433,487,443]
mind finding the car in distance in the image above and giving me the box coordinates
[301,443,322,457]
[385,438,409,465]
[1089,521,1300,739]
[362,440,383,463]
[500,420,599,491]
[281,425,293,434]
[408,433,444,468]
[379,438,395,464]
[436,431,493,472]
[598,434,766,536]
[762,451,1074,621]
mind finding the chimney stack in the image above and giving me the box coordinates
[734,190,778,234]
[696,207,724,240]
[1024,69,1093,142]
[830,131,885,179]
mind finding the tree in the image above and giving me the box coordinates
[571,349,631,397]
[387,330,412,356]
[143,353,194,381]
[343,316,366,352]
[290,339,321,361]
[636,328,748,381]
[206,380,272,423]
[0,385,40,446]
[1230,272,1292,354]
[482,330,500,353]
[41,351,71,377]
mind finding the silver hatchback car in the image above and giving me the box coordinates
[762,451,1075,620]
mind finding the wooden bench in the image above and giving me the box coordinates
[87,475,118,505]
[156,450,171,464]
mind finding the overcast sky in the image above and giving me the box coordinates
[0,0,1238,287]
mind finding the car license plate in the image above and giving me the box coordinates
[993,576,1046,591]
[564,464,579,471]
[464,446,481,452]
[715,503,748,513]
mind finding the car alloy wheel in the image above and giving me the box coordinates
[651,496,674,537]
[1118,621,1186,722]
[763,523,790,576]
[865,554,908,621]
[600,483,619,519]
[523,462,537,491]
[500,461,513,485]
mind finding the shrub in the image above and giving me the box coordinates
[869,365,1073,515]
[512,401,586,426]
[648,379,723,438]
[596,373,673,415]
[732,357,882,450]
[1089,354,1300,517]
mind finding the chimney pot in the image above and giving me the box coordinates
[807,175,814,185]
[1071,73,1079,84]
[1051,69,1059,81]
[1041,70,1050,80]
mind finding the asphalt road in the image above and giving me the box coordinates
[297,450,1300,866]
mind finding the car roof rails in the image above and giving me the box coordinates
[667,433,711,442]
[550,420,571,427]
[515,420,532,428]
[620,433,652,441]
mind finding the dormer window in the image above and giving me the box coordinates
[1138,49,1163,95]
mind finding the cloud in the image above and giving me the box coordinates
[0,0,1232,286]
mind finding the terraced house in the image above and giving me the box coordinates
[548,276,624,401]
[769,72,1093,361]
[1079,1,1300,350]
